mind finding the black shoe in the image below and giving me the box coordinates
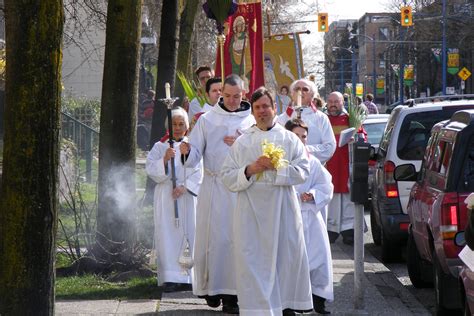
[328,231,339,243]
[282,309,296,316]
[313,294,330,314]
[204,296,221,308]
[341,229,354,245]
[222,295,239,314]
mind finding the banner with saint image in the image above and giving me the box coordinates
[263,34,304,97]
[215,0,264,96]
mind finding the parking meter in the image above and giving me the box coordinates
[350,137,370,204]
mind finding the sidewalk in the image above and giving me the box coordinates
[56,241,431,315]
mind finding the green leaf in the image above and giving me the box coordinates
[177,71,207,107]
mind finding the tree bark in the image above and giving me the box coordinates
[175,0,199,99]
[96,1,142,265]
[150,0,180,146]
[0,1,64,314]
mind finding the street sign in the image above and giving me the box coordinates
[458,67,472,81]
[446,86,455,95]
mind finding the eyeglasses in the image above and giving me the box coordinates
[294,86,310,93]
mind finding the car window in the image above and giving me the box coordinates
[439,141,453,176]
[397,109,462,160]
[462,136,474,192]
[380,109,400,151]
[364,122,387,146]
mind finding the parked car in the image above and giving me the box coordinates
[395,109,474,313]
[362,114,389,211]
[370,98,474,262]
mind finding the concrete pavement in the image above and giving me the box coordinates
[56,240,431,315]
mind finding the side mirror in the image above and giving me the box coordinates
[454,231,466,247]
[394,164,418,181]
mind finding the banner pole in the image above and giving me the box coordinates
[218,34,226,84]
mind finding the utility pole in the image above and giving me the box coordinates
[372,34,377,99]
[441,0,447,95]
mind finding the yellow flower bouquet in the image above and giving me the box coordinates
[257,139,289,180]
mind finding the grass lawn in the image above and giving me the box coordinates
[56,274,161,300]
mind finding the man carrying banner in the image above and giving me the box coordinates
[180,74,255,314]
[277,79,336,166]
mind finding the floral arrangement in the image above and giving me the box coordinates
[177,71,207,107]
[257,139,289,180]
[465,193,474,210]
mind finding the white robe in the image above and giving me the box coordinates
[221,124,313,315]
[146,140,202,285]
[277,107,336,164]
[184,103,255,296]
[188,97,203,119]
[327,193,356,233]
[295,154,334,301]
[202,102,214,113]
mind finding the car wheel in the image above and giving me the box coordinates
[370,206,381,246]
[406,229,433,288]
[433,253,462,314]
[381,230,401,263]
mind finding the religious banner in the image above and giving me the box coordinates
[447,48,460,75]
[404,64,414,86]
[215,0,264,96]
[263,33,304,97]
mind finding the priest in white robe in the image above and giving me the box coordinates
[285,118,334,314]
[146,108,202,292]
[276,79,336,165]
[180,74,255,314]
[221,87,313,316]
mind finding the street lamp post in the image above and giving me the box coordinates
[333,46,356,95]
[351,33,377,100]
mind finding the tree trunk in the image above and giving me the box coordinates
[0,1,64,314]
[150,0,180,146]
[96,1,142,266]
[174,0,199,99]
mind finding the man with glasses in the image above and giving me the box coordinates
[277,79,336,166]
[325,91,365,245]
[189,65,214,119]
[180,74,255,314]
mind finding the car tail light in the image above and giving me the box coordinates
[368,159,376,167]
[440,193,459,240]
[384,161,399,198]
[399,222,409,231]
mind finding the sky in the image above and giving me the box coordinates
[298,0,391,79]
[321,0,389,20]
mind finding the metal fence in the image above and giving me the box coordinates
[61,112,99,183]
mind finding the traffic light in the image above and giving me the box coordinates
[401,6,413,26]
[318,13,328,32]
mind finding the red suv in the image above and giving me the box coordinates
[394,109,474,314]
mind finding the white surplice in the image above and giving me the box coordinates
[295,154,334,301]
[221,124,313,315]
[277,107,336,164]
[146,139,202,285]
[184,102,255,296]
